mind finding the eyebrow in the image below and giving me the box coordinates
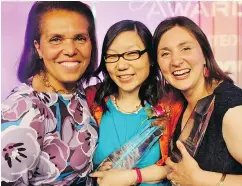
[47,33,89,38]
[158,41,192,52]
[107,44,141,54]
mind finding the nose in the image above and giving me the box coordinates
[171,53,183,67]
[63,40,78,56]
[116,58,130,71]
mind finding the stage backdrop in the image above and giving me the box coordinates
[1,1,242,99]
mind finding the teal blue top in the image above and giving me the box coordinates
[93,98,170,186]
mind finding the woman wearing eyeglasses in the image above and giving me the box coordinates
[87,20,183,186]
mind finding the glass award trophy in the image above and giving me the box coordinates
[169,94,215,185]
[95,123,164,171]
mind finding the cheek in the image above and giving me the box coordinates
[136,61,150,80]
[157,59,168,73]
[41,46,62,60]
[78,43,92,59]
[106,65,116,77]
[184,51,204,65]
[142,65,150,78]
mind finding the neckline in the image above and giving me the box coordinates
[112,95,143,114]
[26,77,85,96]
[108,97,148,115]
[173,81,227,142]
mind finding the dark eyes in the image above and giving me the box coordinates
[74,36,87,43]
[49,36,88,45]
[49,37,62,45]
[183,47,191,51]
[125,51,139,56]
[161,52,169,57]
[161,47,191,57]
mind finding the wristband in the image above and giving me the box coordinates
[133,168,142,184]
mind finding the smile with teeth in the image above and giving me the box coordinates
[118,75,133,79]
[60,62,80,67]
[173,69,191,76]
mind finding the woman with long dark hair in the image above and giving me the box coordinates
[153,16,242,186]
[87,20,183,186]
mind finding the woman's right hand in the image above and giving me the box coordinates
[89,168,136,186]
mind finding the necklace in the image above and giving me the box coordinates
[113,96,142,114]
[40,70,76,94]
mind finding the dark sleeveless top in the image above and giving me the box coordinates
[172,81,242,174]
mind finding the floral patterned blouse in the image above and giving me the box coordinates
[1,82,98,186]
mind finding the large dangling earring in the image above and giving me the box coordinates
[203,64,210,78]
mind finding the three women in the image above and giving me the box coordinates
[2,3,242,185]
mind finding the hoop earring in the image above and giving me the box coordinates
[203,64,210,78]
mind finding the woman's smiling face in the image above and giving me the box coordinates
[157,26,206,93]
[34,10,92,85]
[105,31,150,94]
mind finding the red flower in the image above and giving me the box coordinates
[153,105,165,117]
[143,104,171,127]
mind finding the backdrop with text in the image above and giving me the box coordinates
[2,1,242,99]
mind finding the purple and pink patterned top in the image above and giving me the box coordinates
[1,81,98,186]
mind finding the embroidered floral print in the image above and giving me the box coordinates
[1,82,98,186]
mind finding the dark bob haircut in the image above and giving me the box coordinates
[153,16,233,90]
[94,20,163,112]
[17,1,98,84]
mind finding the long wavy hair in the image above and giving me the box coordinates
[153,16,233,96]
[17,1,98,84]
[94,20,164,112]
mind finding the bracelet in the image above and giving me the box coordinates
[133,168,142,184]
[216,173,226,186]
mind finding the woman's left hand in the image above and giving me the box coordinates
[166,141,203,186]
[98,161,113,171]
[89,168,136,186]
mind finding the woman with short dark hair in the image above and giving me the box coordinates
[1,2,98,185]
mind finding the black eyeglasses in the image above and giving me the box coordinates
[104,49,147,63]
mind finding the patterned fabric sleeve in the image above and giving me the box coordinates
[1,87,60,185]
[2,83,98,186]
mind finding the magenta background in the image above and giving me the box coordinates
[2,1,242,99]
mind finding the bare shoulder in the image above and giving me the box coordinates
[222,105,242,164]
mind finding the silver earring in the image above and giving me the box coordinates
[39,56,43,59]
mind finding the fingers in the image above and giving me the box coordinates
[163,165,172,174]
[165,157,177,171]
[166,171,174,180]
[98,161,113,171]
[89,171,104,178]
[97,178,102,185]
[102,161,113,167]
[99,165,112,171]
[176,140,190,159]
